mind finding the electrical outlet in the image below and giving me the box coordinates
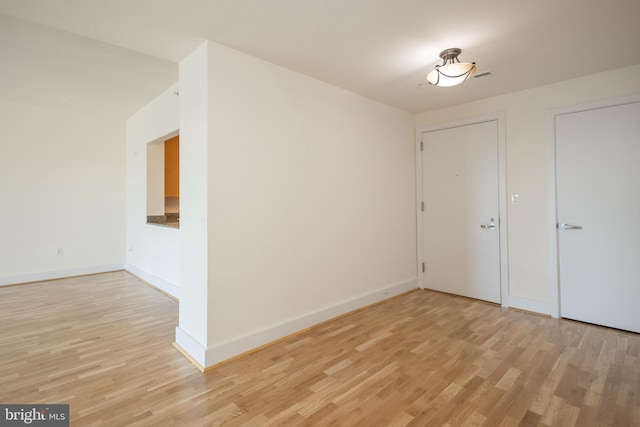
[56,247,63,255]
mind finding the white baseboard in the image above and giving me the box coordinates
[174,327,207,370]
[508,295,550,316]
[0,263,125,287]
[124,263,180,299]
[175,278,418,369]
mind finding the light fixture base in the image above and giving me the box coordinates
[439,48,462,61]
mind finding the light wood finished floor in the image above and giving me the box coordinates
[1,271,638,426]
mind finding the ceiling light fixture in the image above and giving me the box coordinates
[426,48,476,87]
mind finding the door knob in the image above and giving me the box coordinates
[561,223,583,230]
[480,218,496,229]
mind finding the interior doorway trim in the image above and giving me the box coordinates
[416,112,508,307]
[546,93,640,319]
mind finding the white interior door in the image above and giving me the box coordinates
[421,120,501,304]
[555,101,640,332]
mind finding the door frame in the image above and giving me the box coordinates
[416,113,508,307]
[546,93,640,319]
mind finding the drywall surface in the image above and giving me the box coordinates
[125,83,180,297]
[0,101,125,284]
[177,41,416,365]
[178,45,210,348]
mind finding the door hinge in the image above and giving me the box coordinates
[422,262,425,273]
[420,141,423,151]
[421,201,424,212]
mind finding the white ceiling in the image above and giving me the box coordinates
[1,0,639,118]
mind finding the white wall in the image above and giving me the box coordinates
[415,64,640,314]
[177,41,417,367]
[125,83,180,297]
[0,101,125,285]
[178,46,210,350]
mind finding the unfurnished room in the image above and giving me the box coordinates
[1,1,639,425]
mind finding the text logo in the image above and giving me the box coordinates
[0,405,69,426]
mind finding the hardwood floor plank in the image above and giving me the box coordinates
[1,271,639,426]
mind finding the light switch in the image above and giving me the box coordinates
[511,194,519,205]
